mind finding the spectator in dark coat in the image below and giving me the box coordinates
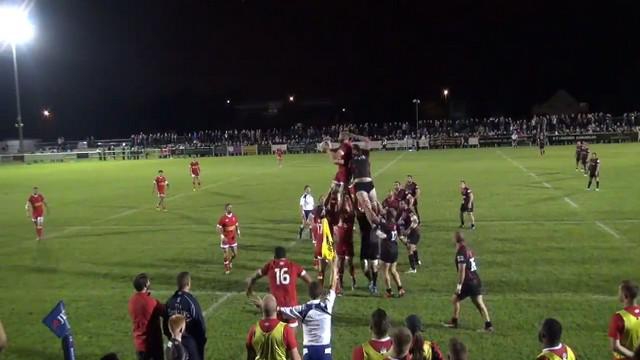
[165,272,206,360]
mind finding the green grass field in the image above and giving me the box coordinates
[1,144,639,360]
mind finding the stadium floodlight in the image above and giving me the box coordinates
[0,6,35,44]
[0,5,35,154]
[288,95,295,102]
[42,109,50,117]
[443,88,449,98]
[342,108,346,112]
[226,99,231,104]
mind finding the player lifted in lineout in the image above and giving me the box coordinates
[350,135,385,237]
[276,148,284,168]
[586,152,600,191]
[152,170,169,211]
[218,203,240,274]
[189,156,201,191]
[323,131,353,211]
[459,180,475,230]
[26,186,49,241]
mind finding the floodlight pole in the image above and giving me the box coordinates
[11,43,25,153]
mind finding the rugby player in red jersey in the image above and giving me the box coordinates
[336,192,357,293]
[382,190,400,212]
[246,246,312,328]
[324,131,353,210]
[26,187,49,241]
[152,170,169,211]
[276,148,284,168]
[217,203,240,274]
[310,195,326,270]
[443,232,493,332]
[189,157,201,191]
[459,180,475,230]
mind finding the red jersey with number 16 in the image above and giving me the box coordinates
[190,161,200,176]
[28,194,45,217]
[259,259,306,307]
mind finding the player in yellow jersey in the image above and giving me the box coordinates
[351,308,393,360]
[609,280,640,359]
[246,294,301,360]
[536,318,576,360]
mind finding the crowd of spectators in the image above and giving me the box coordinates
[129,112,640,147]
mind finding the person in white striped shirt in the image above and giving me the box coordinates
[278,259,339,360]
[299,185,315,240]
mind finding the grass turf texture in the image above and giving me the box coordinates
[0,144,639,360]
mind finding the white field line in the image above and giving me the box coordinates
[203,292,235,317]
[595,221,621,239]
[497,151,625,239]
[45,161,303,240]
[373,151,406,177]
[563,197,579,208]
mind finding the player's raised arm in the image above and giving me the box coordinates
[245,269,264,297]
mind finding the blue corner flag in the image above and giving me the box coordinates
[42,301,72,338]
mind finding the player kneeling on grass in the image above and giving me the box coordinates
[586,152,600,191]
[443,232,493,332]
[380,209,405,298]
[217,203,240,275]
[537,318,576,360]
[26,186,48,241]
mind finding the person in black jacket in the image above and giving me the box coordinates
[164,272,206,360]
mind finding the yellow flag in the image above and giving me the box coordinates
[321,218,335,260]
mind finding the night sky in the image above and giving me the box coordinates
[0,0,638,140]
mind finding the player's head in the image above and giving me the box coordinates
[318,194,325,204]
[405,314,423,335]
[393,181,401,191]
[133,273,150,292]
[385,208,397,224]
[308,281,323,300]
[577,141,582,145]
[453,231,465,248]
[32,186,39,195]
[619,280,639,304]
[352,143,362,156]
[538,318,563,347]
[168,314,186,339]
[338,131,350,142]
[274,246,287,259]
[158,170,163,174]
[460,179,466,187]
[262,294,278,318]
[389,327,413,358]
[407,175,414,183]
[369,308,391,339]
[399,201,408,211]
[447,338,468,360]
[176,271,191,292]
[225,203,232,214]
[304,185,311,194]
[591,152,597,158]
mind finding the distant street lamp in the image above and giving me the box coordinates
[288,95,295,102]
[226,99,231,104]
[0,6,35,153]
[412,98,420,134]
[443,88,449,99]
[442,89,450,119]
[341,108,346,113]
[42,109,51,117]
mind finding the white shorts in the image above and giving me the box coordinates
[32,217,44,226]
[191,173,199,178]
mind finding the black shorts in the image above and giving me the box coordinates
[589,171,599,178]
[354,181,375,194]
[581,157,588,165]
[460,203,474,213]
[539,143,545,149]
[303,210,312,221]
[380,241,398,263]
[360,231,380,261]
[457,279,483,301]
[407,231,420,245]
